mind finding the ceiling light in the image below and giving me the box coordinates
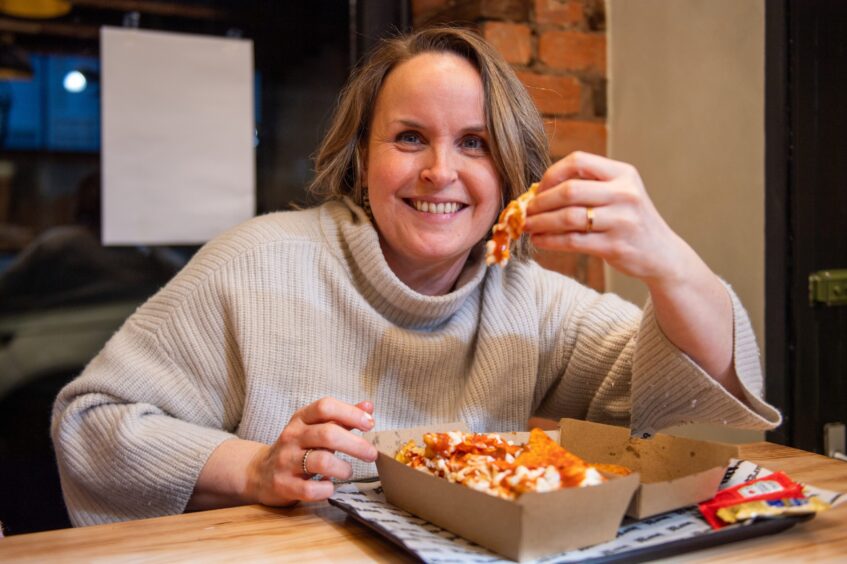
[62,68,99,93]
[63,69,86,93]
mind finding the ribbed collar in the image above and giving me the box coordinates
[319,198,488,330]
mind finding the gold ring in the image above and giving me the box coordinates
[586,207,594,234]
[302,448,315,477]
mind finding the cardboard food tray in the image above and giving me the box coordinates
[368,422,640,562]
[559,418,739,518]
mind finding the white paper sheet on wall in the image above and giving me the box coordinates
[101,27,255,245]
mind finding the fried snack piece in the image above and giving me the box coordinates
[512,428,597,490]
[591,463,633,477]
[395,439,425,464]
[485,182,538,267]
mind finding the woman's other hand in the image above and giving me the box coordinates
[189,398,377,510]
[247,398,377,506]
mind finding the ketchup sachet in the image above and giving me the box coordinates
[698,471,805,529]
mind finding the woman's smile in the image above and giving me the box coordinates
[406,199,466,215]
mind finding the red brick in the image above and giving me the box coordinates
[534,0,584,26]
[545,119,606,158]
[483,22,532,65]
[516,70,581,115]
[414,0,529,27]
[412,0,451,19]
[539,30,606,74]
[479,0,530,20]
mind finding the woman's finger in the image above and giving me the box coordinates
[297,397,375,431]
[539,151,633,189]
[300,448,354,481]
[527,179,611,216]
[328,401,377,432]
[525,205,609,235]
[530,231,614,258]
[299,422,378,462]
[355,400,375,415]
[334,400,378,434]
[289,476,335,503]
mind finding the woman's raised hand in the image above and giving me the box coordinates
[524,151,742,394]
[524,151,697,288]
[247,398,377,506]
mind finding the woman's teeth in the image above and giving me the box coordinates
[412,200,461,214]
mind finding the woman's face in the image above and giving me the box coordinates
[364,52,502,286]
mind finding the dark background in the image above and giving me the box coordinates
[0,0,409,535]
[765,0,847,455]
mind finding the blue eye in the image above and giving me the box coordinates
[397,131,422,144]
[461,135,487,151]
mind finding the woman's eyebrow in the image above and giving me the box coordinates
[391,119,426,129]
[462,124,488,134]
[390,119,488,134]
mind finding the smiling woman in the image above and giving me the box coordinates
[52,26,781,527]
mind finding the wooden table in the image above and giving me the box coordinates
[1,443,845,563]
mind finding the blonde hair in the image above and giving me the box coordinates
[309,26,550,260]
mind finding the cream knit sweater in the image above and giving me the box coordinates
[52,199,781,526]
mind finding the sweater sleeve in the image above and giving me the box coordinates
[51,272,245,526]
[630,282,782,437]
[534,275,781,436]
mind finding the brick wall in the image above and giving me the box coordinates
[411,0,606,291]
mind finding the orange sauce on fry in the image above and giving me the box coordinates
[489,230,510,265]
[485,183,538,267]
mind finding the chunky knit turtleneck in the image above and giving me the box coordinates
[52,199,780,526]
[324,198,489,329]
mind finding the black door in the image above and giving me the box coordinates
[766,0,847,453]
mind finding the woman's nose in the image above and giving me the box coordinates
[420,146,458,187]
